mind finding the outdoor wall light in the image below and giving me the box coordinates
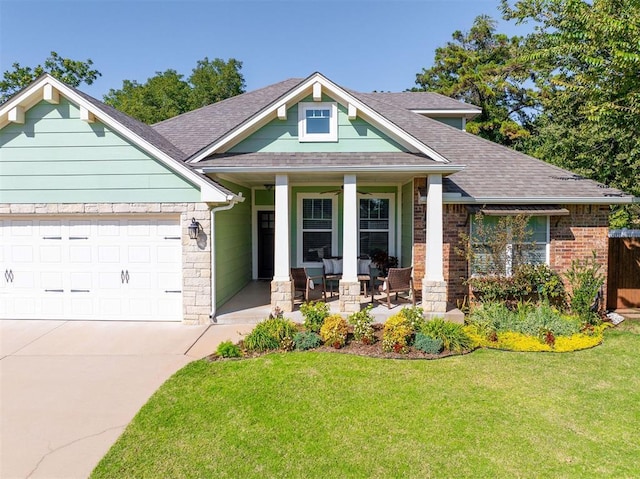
[264,184,275,191]
[417,187,428,205]
[188,218,201,240]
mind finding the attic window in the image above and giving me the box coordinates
[298,102,337,142]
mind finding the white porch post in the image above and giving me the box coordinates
[422,174,447,313]
[339,174,361,312]
[271,174,294,311]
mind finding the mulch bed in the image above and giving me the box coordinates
[208,324,471,361]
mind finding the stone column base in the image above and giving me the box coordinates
[271,280,294,313]
[339,280,361,313]
[422,280,447,314]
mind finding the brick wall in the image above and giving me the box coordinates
[550,204,610,302]
[410,183,610,307]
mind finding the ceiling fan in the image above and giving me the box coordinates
[320,186,372,196]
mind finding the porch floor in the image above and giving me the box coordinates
[214,280,463,324]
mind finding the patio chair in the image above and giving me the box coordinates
[378,266,415,309]
[321,257,343,297]
[291,267,326,302]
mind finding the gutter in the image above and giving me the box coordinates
[199,165,465,175]
[209,193,245,322]
[443,196,637,205]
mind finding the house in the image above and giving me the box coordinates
[0,73,635,323]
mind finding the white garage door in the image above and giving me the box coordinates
[0,217,183,321]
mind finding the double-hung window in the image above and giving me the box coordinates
[358,195,394,258]
[470,215,549,276]
[298,102,338,142]
[298,195,337,265]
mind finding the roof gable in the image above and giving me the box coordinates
[186,72,449,163]
[0,75,235,203]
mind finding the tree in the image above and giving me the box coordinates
[413,15,537,147]
[501,0,640,227]
[0,51,101,103]
[104,57,245,124]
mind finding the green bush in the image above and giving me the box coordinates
[467,275,520,303]
[293,331,322,351]
[467,301,582,338]
[399,306,426,332]
[420,318,472,353]
[216,340,242,358]
[382,313,413,353]
[300,301,330,333]
[320,314,349,348]
[348,305,376,344]
[565,252,605,324]
[244,317,298,352]
[513,263,567,307]
[414,333,444,354]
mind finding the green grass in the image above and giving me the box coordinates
[92,328,640,478]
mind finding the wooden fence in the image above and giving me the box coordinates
[607,230,640,309]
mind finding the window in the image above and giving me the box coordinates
[298,196,337,265]
[358,195,394,258]
[298,102,338,142]
[470,214,549,276]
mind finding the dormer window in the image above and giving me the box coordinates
[298,102,337,142]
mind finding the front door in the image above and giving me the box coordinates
[257,211,275,279]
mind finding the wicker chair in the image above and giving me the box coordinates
[378,266,415,309]
[291,267,325,302]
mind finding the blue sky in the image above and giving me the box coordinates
[0,1,524,99]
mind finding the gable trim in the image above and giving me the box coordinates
[0,75,235,204]
[188,73,450,164]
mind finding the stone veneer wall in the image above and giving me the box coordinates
[0,202,212,325]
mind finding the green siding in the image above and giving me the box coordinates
[215,179,252,307]
[255,189,275,206]
[0,98,200,203]
[230,95,406,153]
[433,117,464,129]
[401,181,414,267]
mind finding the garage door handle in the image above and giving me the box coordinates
[71,289,90,293]
[164,236,181,240]
[165,290,182,293]
[69,236,88,240]
[5,269,13,283]
[45,289,64,293]
[125,270,130,283]
[42,236,62,240]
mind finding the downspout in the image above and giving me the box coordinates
[209,193,244,322]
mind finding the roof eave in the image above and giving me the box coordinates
[198,165,464,175]
[444,196,637,205]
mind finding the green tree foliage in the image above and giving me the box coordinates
[413,15,537,147]
[0,51,101,103]
[104,57,245,124]
[501,0,640,227]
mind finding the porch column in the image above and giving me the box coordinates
[339,174,361,312]
[271,174,294,312]
[422,174,447,313]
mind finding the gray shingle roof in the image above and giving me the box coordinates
[365,91,480,112]
[152,78,303,158]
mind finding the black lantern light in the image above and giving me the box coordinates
[188,217,201,240]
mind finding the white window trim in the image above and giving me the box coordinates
[298,102,338,142]
[297,193,338,267]
[358,193,395,257]
[470,215,550,276]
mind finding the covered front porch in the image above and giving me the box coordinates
[214,280,464,324]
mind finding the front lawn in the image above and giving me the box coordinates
[92,326,640,478]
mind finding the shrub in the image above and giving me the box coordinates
[348,305,376,344]
[414,333,444,354]
[293,331,322,351]
[320,314,349,348]
[216,340,242,358]
[467,275,521,303]
[565,252,605,324]
[244,317,298,352]
[399,306,426,332]
[382,313,413,353]
[513,263,567,307]
[300,301,330,333]
[420,318,472,353]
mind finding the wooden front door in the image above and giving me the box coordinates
[257,211,275,279]
[607,236,640,309]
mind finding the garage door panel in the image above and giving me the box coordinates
[1,216,183,321]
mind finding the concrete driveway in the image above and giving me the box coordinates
[0,320,253,479]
